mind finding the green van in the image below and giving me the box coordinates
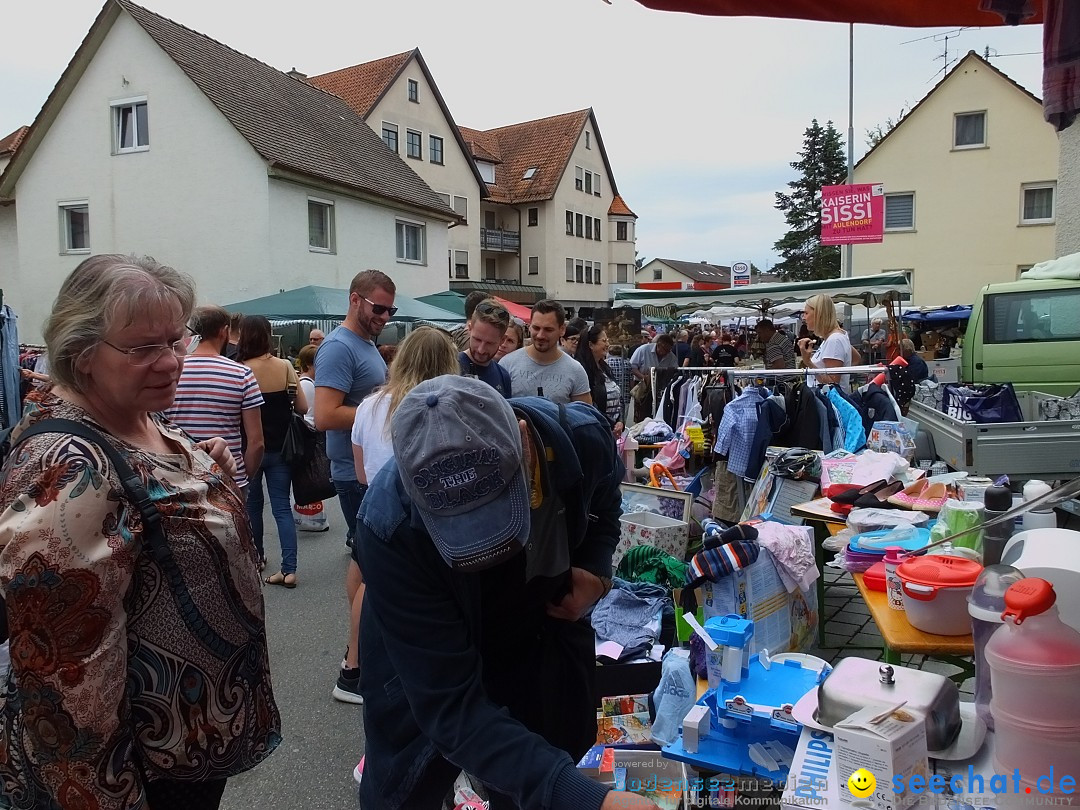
[962,278,1080,397]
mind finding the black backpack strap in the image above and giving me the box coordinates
[10,419,238,659]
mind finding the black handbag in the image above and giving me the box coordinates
[285,417,336,506]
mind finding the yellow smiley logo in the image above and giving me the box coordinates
[847,768,877,798]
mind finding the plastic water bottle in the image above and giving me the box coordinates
[884,547,906,611]
[982,481,1014,567]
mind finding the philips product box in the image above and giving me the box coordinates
[833,704,929,810]
[782,727,839,810]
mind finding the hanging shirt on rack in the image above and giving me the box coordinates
[715,387,765,478]
[826,387,866,452]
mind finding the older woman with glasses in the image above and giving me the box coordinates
[0,255,280,809]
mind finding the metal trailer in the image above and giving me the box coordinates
[909,393,1080,480]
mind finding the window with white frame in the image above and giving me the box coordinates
[594,218,601,240]
[454,250,469,279]
[429,135,444,164]
[1021,182,1055,224]
[575,213,584,238]
[113,98,149,152]
[396,220,425,263]
[406,129,422,159]
[575,166,584,191]
[59,201,89,253]
[408,79,419,103]
[453,195,468,220]
[585,217,593,240]
[617,263,628,283]
[575,260,584,283]
[586,131,591,149]
[477,161,496,184]
[528,207,538,227]
[594,173,601,197]
[528,256,539,275]
[584,172,592,195]
[617,221,628,241]
[653,268,662,281]
[594,263,601,284]
[585,261,593,284]
[308,198,335,252]
[884,192,915,230]
[566,258,574,282]
[436,191,452,209]
[382,123,398,153]
[954,111,986,148]
[566,211,574,235]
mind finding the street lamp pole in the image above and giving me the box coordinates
[844,22,854,281]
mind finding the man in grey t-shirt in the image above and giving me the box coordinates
[500,299,591,405]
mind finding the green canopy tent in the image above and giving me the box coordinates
[224,285,466,323]
[415,290,467,317]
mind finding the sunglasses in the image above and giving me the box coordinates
[362,296,399,317]
[475,300,510,323]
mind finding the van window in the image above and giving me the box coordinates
[985,288,1080,344]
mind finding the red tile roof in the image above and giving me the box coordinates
[461,110,591,204]
[0,126,28,157]
[307,51,413,119]
[608,194,637,218]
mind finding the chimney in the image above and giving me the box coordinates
[287,67,307,80]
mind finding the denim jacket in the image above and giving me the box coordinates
[354,397,623,810]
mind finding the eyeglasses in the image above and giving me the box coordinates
[101,330,193,366]
[474,300,510,324]
[363,296,399,317]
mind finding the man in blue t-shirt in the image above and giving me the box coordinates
[459,298,513,397]
[314,268,394,704]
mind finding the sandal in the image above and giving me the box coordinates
[888,479,929,509]
[265,571,297,589]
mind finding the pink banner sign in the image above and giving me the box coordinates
[820,183,884,245]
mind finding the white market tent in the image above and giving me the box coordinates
[614,273,911,320]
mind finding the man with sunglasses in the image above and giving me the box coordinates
[459,299,513,397]
[314,270,396,704]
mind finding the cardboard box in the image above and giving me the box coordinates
[601,694,650,717]
[616,511,689,565]
[833,704,929,810]
[596,711,653,745]
[866,421,917,462]
[781,727,839,810]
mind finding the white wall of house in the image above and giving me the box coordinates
[545,124,612,306]
[1058,125,1080,256]
[518,201,548,288]
[853,56,1058,305]
[0,205,18,315]
[267,179,449,300]
[367,62,480,283]
[8,12,273,342]
[635,259,691,287]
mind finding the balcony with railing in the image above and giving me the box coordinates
[480,228,520,253]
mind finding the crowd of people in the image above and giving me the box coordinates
[0,253,932,809]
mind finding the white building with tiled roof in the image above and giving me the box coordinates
[0,1,461,342]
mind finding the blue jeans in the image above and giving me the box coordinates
[246,452,298,574]
[333,478,368,545]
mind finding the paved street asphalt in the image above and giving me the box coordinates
[221,507,363,810]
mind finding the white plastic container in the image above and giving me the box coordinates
[985,578,1080,728]
[990,702,1080,784]
[1021,479,1056,532]
[883,546,906,612]
[897,555,983,636]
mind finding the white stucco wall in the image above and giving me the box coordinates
[9,11,271,341]
[544,121,612,306]
[853,56,1057,305]
[0,204,18,317]
[267,180,449,300]
[1057,125,1080,256]
[367,60,480,282]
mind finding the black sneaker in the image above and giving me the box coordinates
[333,670,363,704]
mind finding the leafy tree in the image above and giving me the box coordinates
[773,119,846,282]
[866,106,909,149]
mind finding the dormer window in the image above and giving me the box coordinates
[477,161,496,184]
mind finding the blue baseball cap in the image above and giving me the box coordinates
[391,375,530,570]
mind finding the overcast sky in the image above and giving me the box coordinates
[2,0,1045,273]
